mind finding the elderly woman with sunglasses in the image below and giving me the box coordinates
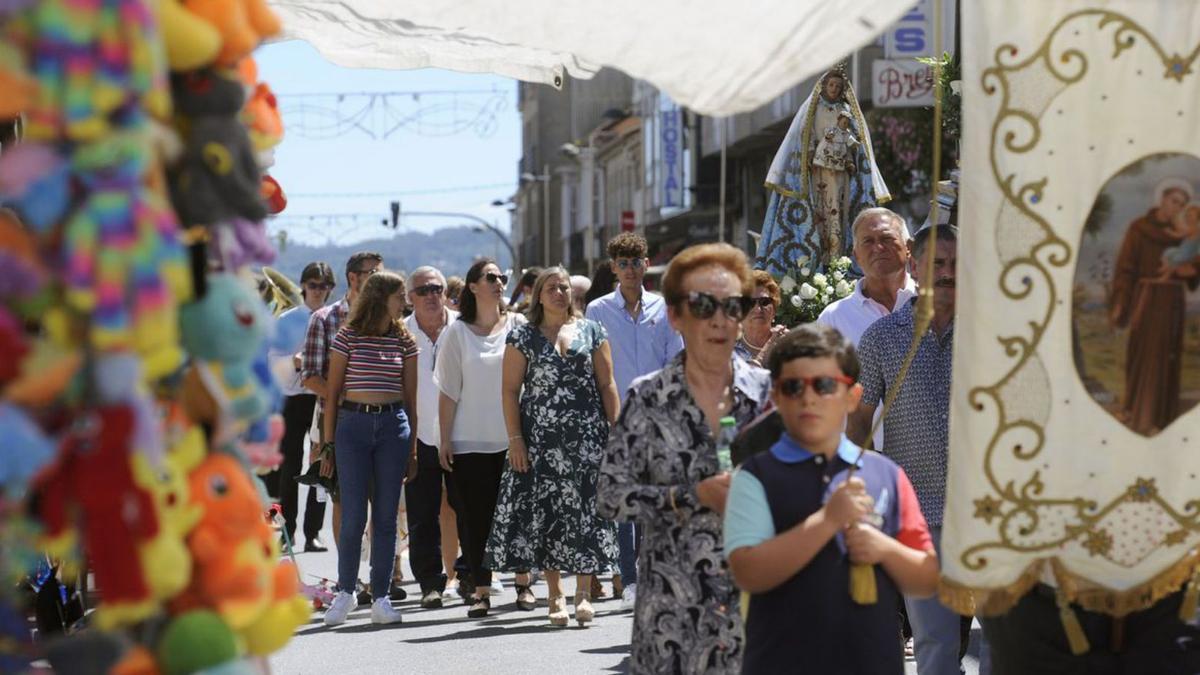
[598,243,772,674]
[735,270,789,367]
[434,258,529,618]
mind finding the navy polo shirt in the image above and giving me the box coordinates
[724,433,932,674]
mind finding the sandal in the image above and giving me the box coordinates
[467,594,491,618]
[515,584,537,611]
[574,588,594,626]
[548,594,569,627]
[590,576,608,600]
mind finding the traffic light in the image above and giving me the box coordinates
[390,200,401,229]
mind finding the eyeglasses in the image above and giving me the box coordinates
[683,291,755,321]
[485,272,509,285]
[777,375,855,398]
[414,283,445,297]
[750,297,774,309]
[305,281,334,291]
[355,267,379,277]
[615,258,645,271]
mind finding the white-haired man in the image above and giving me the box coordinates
[403,265,467,609]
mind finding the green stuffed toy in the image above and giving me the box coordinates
[157,610,239,675]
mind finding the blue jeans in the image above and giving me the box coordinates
[617,522,637,584]
[334,406,411,598]
[906,525,990,675]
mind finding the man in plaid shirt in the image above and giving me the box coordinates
[300,251,384,548]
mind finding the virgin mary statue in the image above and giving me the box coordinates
[755,65,889,275]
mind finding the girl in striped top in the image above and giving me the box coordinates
[321,271,419,627]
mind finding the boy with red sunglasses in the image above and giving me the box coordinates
[723,323,938,673]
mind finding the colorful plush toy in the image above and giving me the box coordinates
[169,69,267,228]
[0,141,72,233]
[33,405,161,629]
[260,174,286,214]
[157,610,240,675]
[3,0,171,142]
[131,423,206,601]
[63,131,191,379]
[239,561,309,656]
[0,43,37,119]
[158,0,222,71]
[209,216,276,270]
[179,274,271,442]
[181,0,279,68]
[170,453,273,628]
[0,207,47,301]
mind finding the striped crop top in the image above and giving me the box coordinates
[330,326,419,395]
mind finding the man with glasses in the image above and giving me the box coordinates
[299,252,384,592]
[269,262,336,552]
[848,225,983,675]
[585,232,684,610]
[402,266,469,609]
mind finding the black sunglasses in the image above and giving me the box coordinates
[414,283,445,297]
[305,281,334,290]
[485,272,509,285]
[683,291,755,321]
[777,375,855,398]
[750,297,774,309]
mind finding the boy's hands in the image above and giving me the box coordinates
[845,522,895,565]
[824,476,872,528]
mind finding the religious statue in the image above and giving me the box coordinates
[756,65,889,275]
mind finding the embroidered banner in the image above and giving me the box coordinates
[943,1,1200,616]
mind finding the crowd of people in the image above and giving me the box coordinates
[268,217,974,674]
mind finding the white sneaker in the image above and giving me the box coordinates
[620,583,637,611]
[490,579,504,595]
[371,597,403,624]
[442,578,459,601]
[323,591,355,626]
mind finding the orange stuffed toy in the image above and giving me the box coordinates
[182,0,281,68]
[171,453,274,629]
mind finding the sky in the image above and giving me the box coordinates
[254,40,521,246]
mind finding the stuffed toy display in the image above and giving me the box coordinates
[157,0,222,72]
[181,0,279,68]
[33,405,161,629]
[2,0,171,143]
[260,174,286,214]
[0,141,72,233]
[179,273,271,440]
[209,216,276,269]
[169,69,267,228]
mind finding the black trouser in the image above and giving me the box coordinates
[271,394,325,542]
[981,586,1200,675]
[448,451,506,590]
[405,440,470,593]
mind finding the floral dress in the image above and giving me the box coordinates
[597,352,771,675]
[485,319,618,573]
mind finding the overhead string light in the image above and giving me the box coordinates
[276,89,510,140]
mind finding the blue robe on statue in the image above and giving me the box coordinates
[755,76,889,275]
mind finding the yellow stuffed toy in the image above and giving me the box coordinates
[157,0,223,72]
[132,424,206,601]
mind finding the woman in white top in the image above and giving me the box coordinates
[435,258,528,618]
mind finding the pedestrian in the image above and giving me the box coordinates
[445,275,464,309]
[734,270,787,367]
[400,266,472,610]
[725,323,937,673]
[849,224,982,675]
[597,242,771,674]
[569,274,591,314]
[585,232,684,609]
[584,263,616,307]
[320,271,419,627]
[268,261,334,552]
[486,267,620,626]
[299,252,383,562]
[509,266,541,314]
[435,258,528,618]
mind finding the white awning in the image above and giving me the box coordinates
[268,0,915,115]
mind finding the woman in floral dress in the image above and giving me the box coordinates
[486,267,620,626]
[598,243,771,673]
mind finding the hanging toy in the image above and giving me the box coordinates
[157,0,222,72]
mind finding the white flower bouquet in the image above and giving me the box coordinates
[774,255,855,326]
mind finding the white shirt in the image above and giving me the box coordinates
[816,274,918,346]
[405,307,460,448]
[817,273,916,452]
[433,312,527,454]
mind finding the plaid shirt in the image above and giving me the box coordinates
[300,298,350,385]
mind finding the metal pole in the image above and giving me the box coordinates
[542,164,551,266]
[718,117,727,243]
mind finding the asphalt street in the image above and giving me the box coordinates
[271,497,983,674]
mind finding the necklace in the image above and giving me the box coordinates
[740,333,767,352]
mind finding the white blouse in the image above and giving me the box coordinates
[434,312,527,454]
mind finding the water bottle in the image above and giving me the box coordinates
[716,416,737,472]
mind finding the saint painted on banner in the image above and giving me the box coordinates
[756,66,889,275]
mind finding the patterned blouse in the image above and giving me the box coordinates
[598,352,771,675]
